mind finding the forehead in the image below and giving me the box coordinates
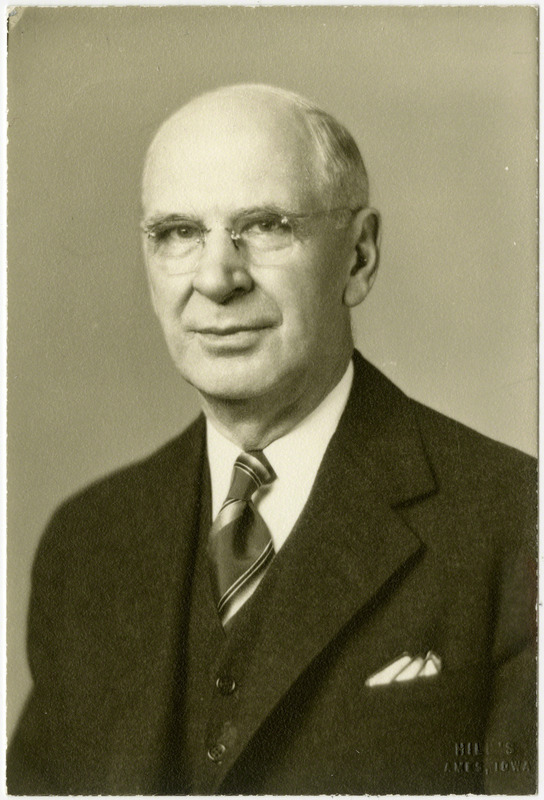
[142,99,324,214]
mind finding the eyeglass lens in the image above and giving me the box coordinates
[146,215,297,273]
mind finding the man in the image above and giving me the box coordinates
[7,84,536,794]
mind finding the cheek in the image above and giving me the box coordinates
[147,269,191,320]
[271,267,340,344]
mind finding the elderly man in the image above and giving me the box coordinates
[8,85,536,795]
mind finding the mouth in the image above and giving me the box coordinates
[195,324,273,336]
[193,324,273,352]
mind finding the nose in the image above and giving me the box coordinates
[191,228,253,303]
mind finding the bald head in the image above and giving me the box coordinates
[142,84,368,211]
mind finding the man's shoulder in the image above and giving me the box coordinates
[407,394,536,550]
[354,350,535,483]
[41,414,206,552]
[411,395,536,488]
[351,352,536,547]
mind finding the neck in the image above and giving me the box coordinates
[200,353,352,451]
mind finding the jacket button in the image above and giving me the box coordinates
[216,675,236,695]
[207,743,226,763]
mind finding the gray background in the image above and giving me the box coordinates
[7,6,537,736]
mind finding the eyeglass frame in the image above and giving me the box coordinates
[140,205,364,263]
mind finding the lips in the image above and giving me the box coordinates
[192,323,274,352]
[195,324,272,335]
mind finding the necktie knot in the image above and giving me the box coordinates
[225,450,276,504]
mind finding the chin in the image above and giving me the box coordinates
[187,373,274,402]
[174,351,281,402]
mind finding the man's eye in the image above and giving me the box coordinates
[155,224,200,241]
[172,224,201,239]
[146,222,201,243]
[244,216,292,236]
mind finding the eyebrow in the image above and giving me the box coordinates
[140,213,199,230]
[141,205,296,229]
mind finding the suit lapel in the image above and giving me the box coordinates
[214,352,437,790]
[103,415,207,793]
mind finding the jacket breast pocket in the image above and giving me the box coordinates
[360,659,491,736]
[365,659,488,700]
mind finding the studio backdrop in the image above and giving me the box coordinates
[7,6,537,736]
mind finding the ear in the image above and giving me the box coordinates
[343,208,381,308]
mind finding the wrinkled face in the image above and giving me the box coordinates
[141,99,358,404]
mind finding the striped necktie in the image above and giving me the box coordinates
[208,450,276,621]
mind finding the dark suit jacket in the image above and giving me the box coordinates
[7,351,537,794]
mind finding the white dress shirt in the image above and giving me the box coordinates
[206,359,354,622]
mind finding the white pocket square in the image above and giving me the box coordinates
[365,651,442,687]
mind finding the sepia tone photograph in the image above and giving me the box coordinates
[6,6,538,794]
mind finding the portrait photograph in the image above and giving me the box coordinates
[6,5,537,794]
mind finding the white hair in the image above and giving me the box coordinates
[245,85,370,209]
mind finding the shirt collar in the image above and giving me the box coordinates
[206,360,354,529]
